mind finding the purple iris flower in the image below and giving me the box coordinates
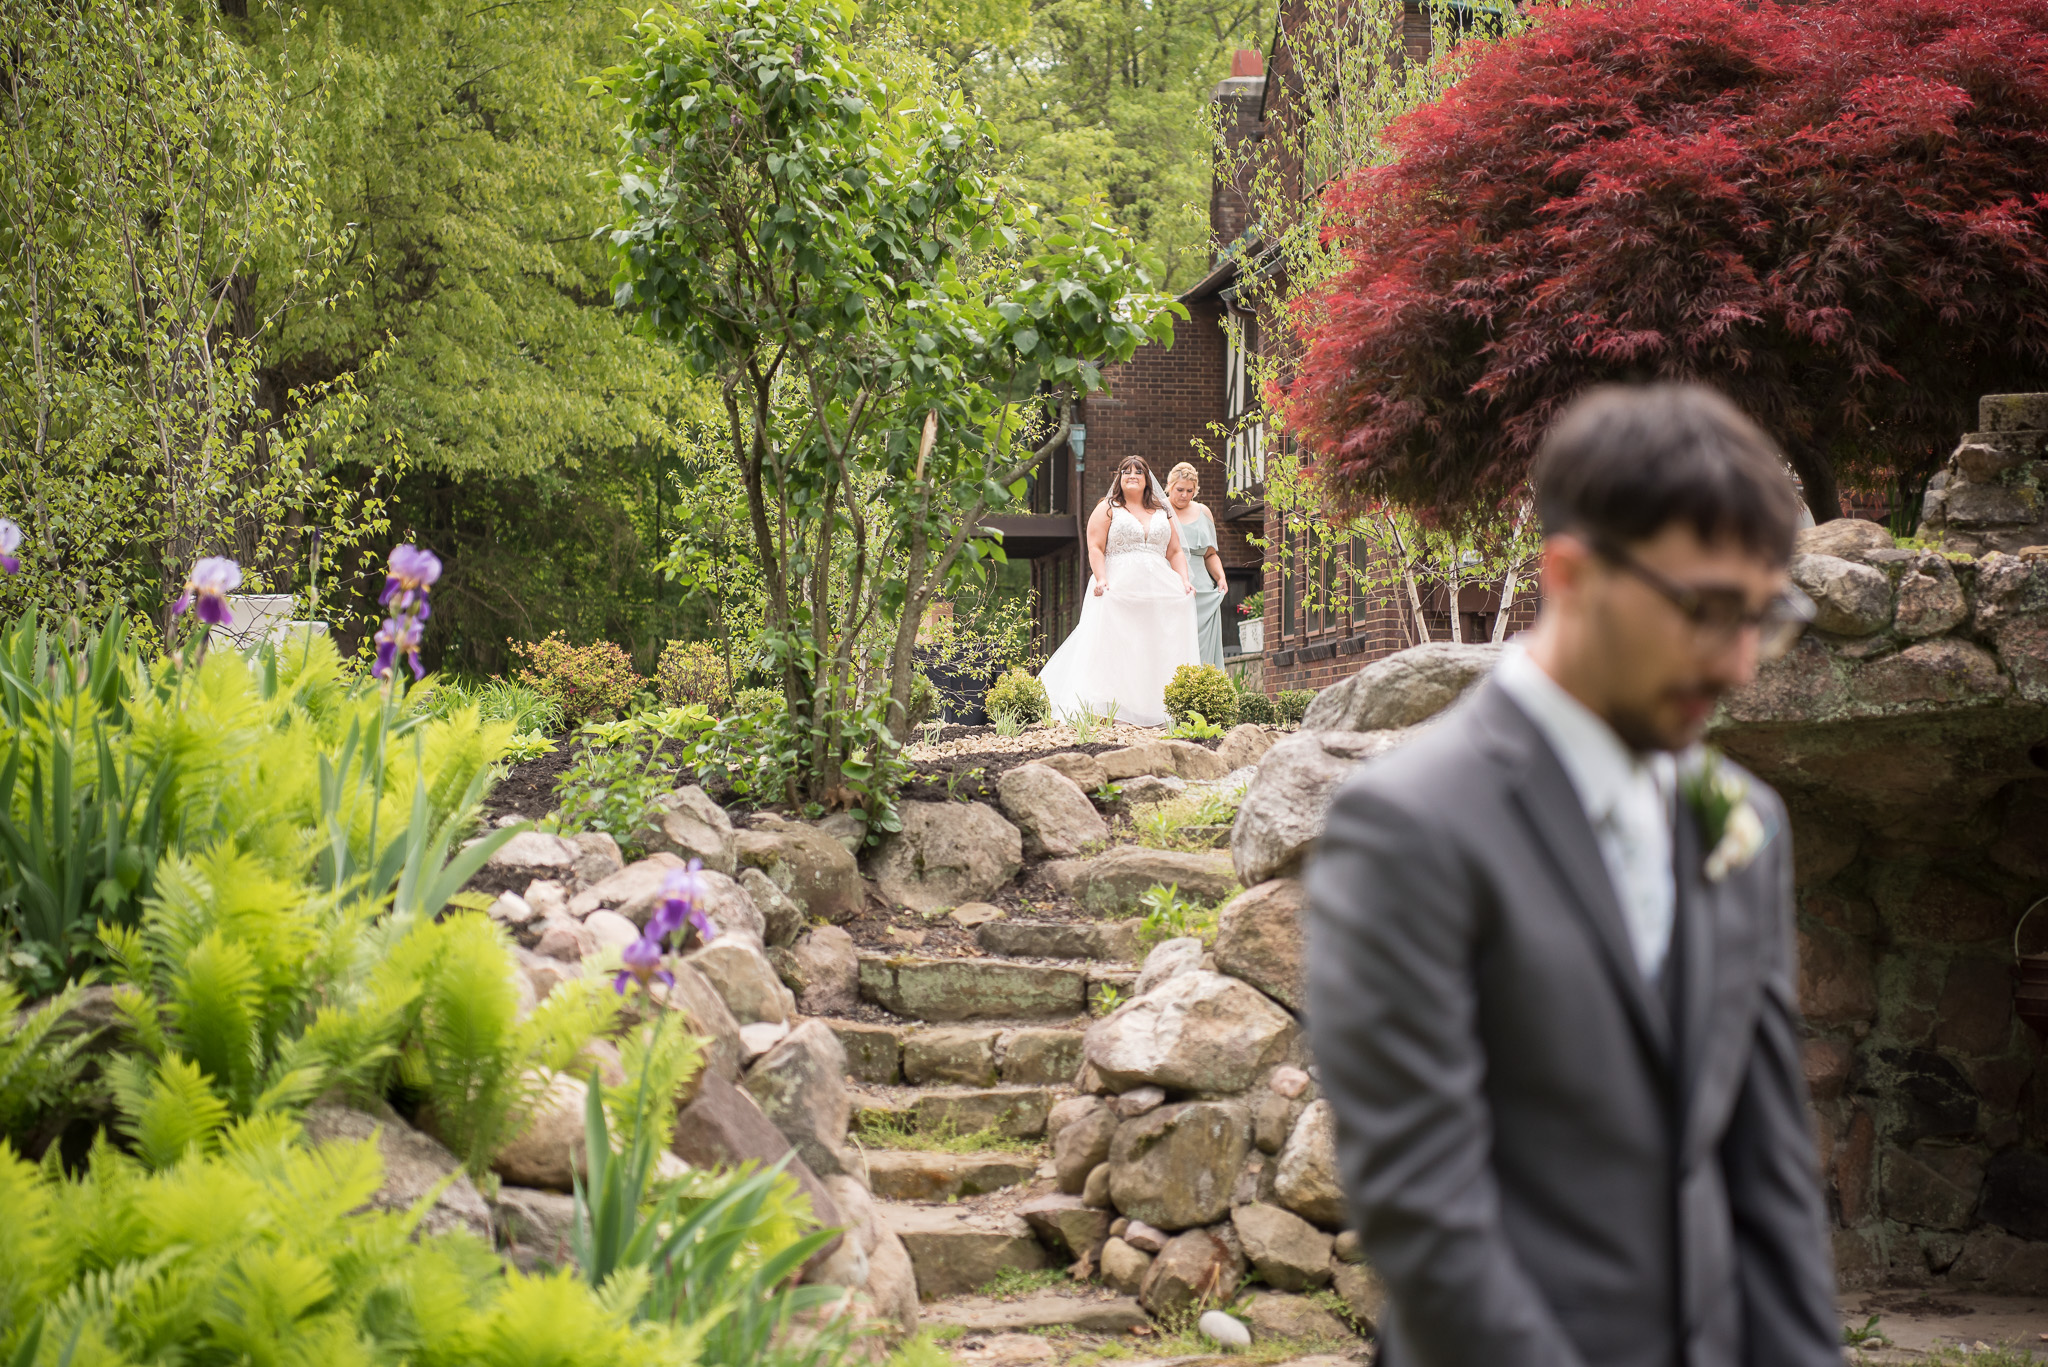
[172,557,242,625]
[0,519,21,574]
[371,614,425,680]
[381,544,442,607]
[613,933,676,995]
[648,860,717,947]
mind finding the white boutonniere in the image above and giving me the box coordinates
[1682,748,1771,882]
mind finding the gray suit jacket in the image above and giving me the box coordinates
[1303,679,1838,1367]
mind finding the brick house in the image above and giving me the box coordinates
[1013,17,1538,697]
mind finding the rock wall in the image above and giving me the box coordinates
[1713,519,2048,1294]
[1916,393,2048,557]
[1226,507,2048,1295]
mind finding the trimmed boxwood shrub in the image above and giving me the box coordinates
[1276,688,1317,727]
[1235,688,1277,726]
[656,639,732,711]
[1163,664,1239,729]
[985,668,1051,725]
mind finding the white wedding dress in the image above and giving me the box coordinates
[1038,504,1200,728]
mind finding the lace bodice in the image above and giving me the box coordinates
[1105,503,1171,559]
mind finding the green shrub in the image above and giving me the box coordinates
[657,639,733,712]
[1277,688,1318,726]
[732,685,783,717]
[511,632,641,725]
[475,677,567,733]
[1135,882,1222,949]
[1163,664,1238,729]
[551,733,680,859]
[0,1124,689,1366]
[984,668,1049,726]
[1235,688,1277,726]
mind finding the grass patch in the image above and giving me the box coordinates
[1129,789,1240,853]
[852,1109,1042,1156]
[1134,882,1225,951]
[883,1331,965,1367]
[977,1266,1075,1298]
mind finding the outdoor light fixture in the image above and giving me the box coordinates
[1069,423,1087,472]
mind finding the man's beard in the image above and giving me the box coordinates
[1606,692,1717,753]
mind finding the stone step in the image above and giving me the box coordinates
[1041,845,1241,916]
[857,1085,1053,1139]
[859,954,1088,1021]
[921,1292,1149,1334]
[862,1149,1040,1202]
[881,1201,1050,1300]
[976,918,1142,963]
[826,1020,1086,1087]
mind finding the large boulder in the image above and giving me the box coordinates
[1098,739,1232,782]
[868,801,1023,913]
[866,1226,922,1335]
[1018,1193,1112,1262]
[491,1072,590,1192]
[736,814,864,924]
[670,1070,843,1258]
[1796,517,1895,559]
[1240,1292,1354,1344]
[486,831,582,878]
[883,1205,1050,1299]
[1139,1226,1246,1319]
[1037,751,1110,792]
[302,1101,492,1240]
[778,925,861,1016]
[633,785,737,874]
[1230,1202,1333,1291]
[1084,971,1300,1094]
[1300,642,1501,733]
[1106,1101,1252,1231]
[1050,1095,1118,1194]
[1231,729,1409,886]
[1062,846,1240,915]
[567,854,685,922]
[1274,1100,1346,1229]
[688,938,797,1025]
[741,867,807,947]
[998,763,1109,859]
[1789,553,1893,637]
[495,1185,577,1270]
[744,1019,855,1179]
[1133,937,1204,997]
[1213,879,1307,1011]
[658,960,744,1083]
[1215,724,1275,771]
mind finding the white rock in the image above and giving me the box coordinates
[488,831,580,872]
[489,891,536,925]
[523,879,569,919]
[1085,970,1301,1094]
[1134,937,1204,997]
[740,1020,790,1063]
[583,909,640,951]
[1113,1085,1166,1118]
[1197,1310,1252,1349]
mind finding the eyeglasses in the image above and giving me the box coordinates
[1593,541,1815,663]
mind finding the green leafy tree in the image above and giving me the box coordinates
[593,0,1180,809]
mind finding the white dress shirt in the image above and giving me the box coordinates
[1493,645,1678,984]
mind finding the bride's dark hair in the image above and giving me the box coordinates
[1106,456,1161,512]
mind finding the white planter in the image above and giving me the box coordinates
[1236,620,1264,653]
[214,594,297,647]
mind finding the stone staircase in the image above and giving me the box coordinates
[818,915,1151,1317]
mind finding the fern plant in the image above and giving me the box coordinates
[0,981,94,1152]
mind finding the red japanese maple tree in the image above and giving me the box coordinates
[1283,0,2048,524]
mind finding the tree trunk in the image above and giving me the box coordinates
[1784,431,1843,524]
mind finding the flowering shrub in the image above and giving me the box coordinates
[512,632,641,724]
[1163,663,1238,729]
[985,669,1050,726]
[657,639,732,711]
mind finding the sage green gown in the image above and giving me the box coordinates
[1178,510,1226,668]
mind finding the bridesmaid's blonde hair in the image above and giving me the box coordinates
[1166,462,1200,491]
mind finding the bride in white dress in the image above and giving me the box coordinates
[1038,455,1200,728]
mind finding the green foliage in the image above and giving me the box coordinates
[1234,687,1277,727]
[500,733,559,762]
[1165,712,1225,741]
[977,1266,1074,1298]
[0,1126,687,1366]
[1069,699,1117,744]
[0,0,388,628]
[656,640,733,713]
[1164,664,1238,729]
[0,981,94,1151]
[1133,790,1239,852]
[733,687,783,719]
[851,1109,1040,1155]
[1090,982,1128,1016]
[1136,882,1222,950]
[595,0,1180,809]
[991,712,1024,738]
[513,634,643,726]
[1276,690,1318,727]
[985,670,1051,727]
[549,735,678,860]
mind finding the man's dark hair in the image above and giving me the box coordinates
[1532,384,1802,563]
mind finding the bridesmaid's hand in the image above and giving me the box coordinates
[1093,581,1107,597]
[1182,578,1194,595]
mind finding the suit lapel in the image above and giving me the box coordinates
[1673,793,1762,1162]
[1673,803,1717,1122]
[1476,684,1672,1067]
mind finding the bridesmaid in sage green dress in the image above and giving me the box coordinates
[1166,461,1227,668]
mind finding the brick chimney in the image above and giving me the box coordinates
[1211,48,1267,251]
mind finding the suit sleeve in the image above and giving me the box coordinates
[1305,775,1589,1367]
[1718,790,1841,1367]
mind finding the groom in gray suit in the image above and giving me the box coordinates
[1305,385,1839,1367]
